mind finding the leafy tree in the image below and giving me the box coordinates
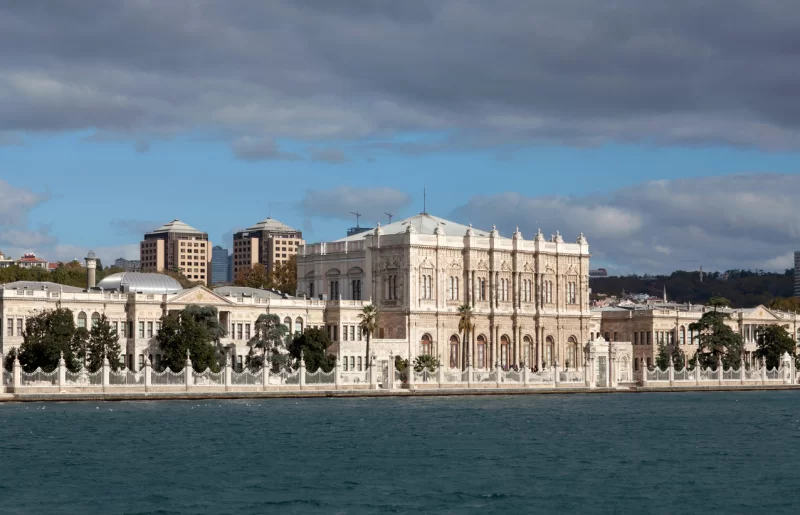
[156,311,220,372]
[246,314,288,370]
[688,298,743,368]
[17,306,79,372]
[288,327,336,372]
[271,255,297,294]
[71,327,91,370]
[394,355,409,382]
[358,304,379,371]
[414,355,441,372]
[656,340,686,370]
[182,305,226,341]
[671,345,686,370]
[755,324,796,369]
[87,314,123,371]
[655,341,669,370]
[708,296,731,310]
[235,264,270,289]
[457,304,475,370]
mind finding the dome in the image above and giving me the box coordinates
[95,272,182,294]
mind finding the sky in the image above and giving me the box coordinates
[2,0,800,274]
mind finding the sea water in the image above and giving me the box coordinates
[1,391,798,514]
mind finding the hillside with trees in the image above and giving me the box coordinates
[591,269,795,308]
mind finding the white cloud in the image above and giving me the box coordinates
[299,186,413,226]
[450,173,800,274]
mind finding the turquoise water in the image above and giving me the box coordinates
[1,392,798,514]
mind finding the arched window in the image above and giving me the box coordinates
[567,336,578,369]
[77,312,87,329]
[479,278,486,301]
[544,336,555,366]
[449,277,459,300]
[421,334,432,356]
[679,326,686,345]
[350,356,355,371]
[357,356,363,371]
[283,317,292,331]
[449,335,459,368]
[91,312,100,328]
[500,335,510,367]
[523,335,533,365]
[295,317,303,334]
[477,335,487,369]
[343,356,348,371]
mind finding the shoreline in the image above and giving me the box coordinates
[3,384,800,403]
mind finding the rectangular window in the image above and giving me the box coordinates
[156,322,161,334]
[17,318,23,336]
[350,357,355,370]
[333,325,338,341]
[357,356,363,371]
[350,326,355,341]
[138,321,145,338]
[147,322,153,338]
[343,326,348,341]
[358,327,362,341]
[237,323,243,340]
[7,318,13,337]
[120,322,126,338]
[245,324,251,340]
[343,357,348,371]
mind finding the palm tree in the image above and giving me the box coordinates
[457,304,475,371]
[358,304,379,376]
[248,314,289,370]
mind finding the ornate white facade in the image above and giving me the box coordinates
[297,213,591,370]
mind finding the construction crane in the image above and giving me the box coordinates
[385,212,393,224]
[350,211,362,228]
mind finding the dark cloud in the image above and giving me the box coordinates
[299,186,413,226]
[2,1,800,154]
[231,137,303,162]
[450,173,800,274]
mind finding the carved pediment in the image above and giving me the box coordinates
[475,259,489,271]
[565,264,578,276]
[522,262,534,273]
[544,265,556,274]
[448,260,463,270]
[419,257,434,269]
[169,287,234,306]
[500,261,513,272]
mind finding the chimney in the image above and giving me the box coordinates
[85,250,97,289]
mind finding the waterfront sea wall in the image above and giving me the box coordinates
[2,351,799,401]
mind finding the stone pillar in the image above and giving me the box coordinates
[522,364,528,387]
[467,361,473,388]
[668,355,674,387]
[12,353,21,391]
[584,357,592,388]
[299,354,306,390]
[263,361,270,390]
[495,362,501,388]
[224,354,232,391]
[408,361,415,391]
[610,350,618,388]
[740,356,745,385]
[642,358,648,387]
[553,360,560,388]
[185,350,193,390]
[384,354,391,391]
[694,359,700,386]
[761,356,767,385]
[437,361,444,388]
[58,351,67,391]
[102,353,110,391]
[144,355,152,392]
[717,356,723,386]
[370,356,378,390]
[782,352,791,385]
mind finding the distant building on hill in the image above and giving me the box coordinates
[15,253,48,270]
[0,251,13,268]
[114,258,142,272]
[211,246,231,285]
[795,251,800,297]
[589,268,608,278]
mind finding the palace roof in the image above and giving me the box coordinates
[335,213,494,242]
[147,219,205,235]
[96,272,183,294]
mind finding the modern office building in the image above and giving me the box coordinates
[114,258,142,272]
[795,251,800,297]
[232,217,303,280]
[140,219,211,285]
[211,246,231,285]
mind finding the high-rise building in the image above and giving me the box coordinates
[795,251,800,297]
[140,219,211,285]
[211,246,231,285]
[232,217,303,280]
[114,258,142,272]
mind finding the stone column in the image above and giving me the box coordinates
[717,356,723,386]
[385,354,391,391]
[642,358,648,387]
[408,361,415,391]
[102,354,110,391]
[668,355,674,387]
[694,359,700,386]
[553,360,560,388]
[335,359,342,390]
[610,349,618,388]
[467,361,473,388]
[58,352,66,391]
[783,352,791,385]
[184,350,193,390]
[522,364,528,387]
[761,356,767,385]
[495,361,501,388]
[224,354,232,391]
[437,361,444,388]
[13,353,21,391]
[299,353,306,390]
[144,355,152,392]
[263,361,270,390]
[740,356,745,385]
[370,355,378,390]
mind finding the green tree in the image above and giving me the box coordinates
[71,327,90,370]
[755,324,795,369]
[235,263,270,289]
[87,314,123,371]
[688,298,743,368]
[18,306,79,372]
[156,311,220,372]
[288,327,336,372]
[656,340,686,370]
[358,304,379,371]
[246,314,289,370]
[182,305,227,341]
[270,255,297,294]
[413,354,441,372]
[457,303,475,370]
[655,340,669,370]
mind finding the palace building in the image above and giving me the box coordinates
[297,212,593,370]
